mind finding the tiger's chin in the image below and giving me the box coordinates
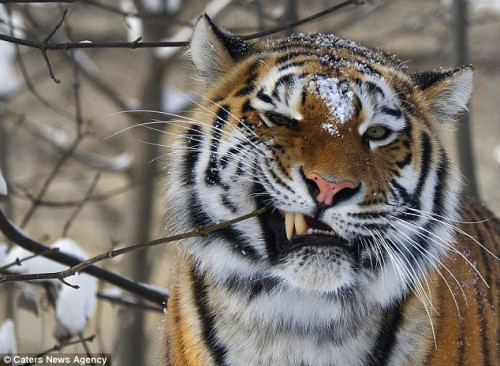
[277,245,358,293]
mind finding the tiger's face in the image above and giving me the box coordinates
[166,15,473,307]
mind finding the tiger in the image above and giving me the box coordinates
[162,14,499,366]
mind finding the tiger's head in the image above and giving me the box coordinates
[165,15,473,307]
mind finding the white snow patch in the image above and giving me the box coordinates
[321,122,341,137]
[0,169,7,196]
[309,77,354,125]
[0,319,17,355]
[0,242,8,265]
[1,238,97,336]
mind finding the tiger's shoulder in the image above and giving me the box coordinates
[428,196,499,365]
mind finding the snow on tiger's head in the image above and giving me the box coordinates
[165,15,473,303]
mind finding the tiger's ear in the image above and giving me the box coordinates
[189,14,250,83]
[412,66,474,123]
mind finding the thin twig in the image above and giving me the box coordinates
[62,172,101,237]
[14,180,135,207]
[242,0,364,40]
[0,207,168,305]
[0,247,60,272]
[40,8,68,83]
[20,137,83,228]
[23,334,96,366]
[78,333,95,363]
[6,7,76,122]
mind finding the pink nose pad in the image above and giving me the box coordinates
[307,173,355,206]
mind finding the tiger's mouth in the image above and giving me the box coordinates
[263,208,352,257]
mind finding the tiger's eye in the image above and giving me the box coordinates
[266,112,297,127]
[365,125,390,141]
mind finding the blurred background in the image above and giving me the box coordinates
[0,0,498,364]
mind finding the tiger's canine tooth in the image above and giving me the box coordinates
[285,211,294,241]
[295,213,307,235]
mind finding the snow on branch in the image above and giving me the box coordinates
[1,238,97,337]
[0,318,17,355]
[0,207,168,306]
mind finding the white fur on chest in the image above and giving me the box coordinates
[209,285,380,366]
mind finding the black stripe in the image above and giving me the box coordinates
[365,81,386,104]
[183,125,203,183]
[256,89,275,105]
[221,196,238,214]
[366,300,406,365]
[411,132,432,209]
[241,99,252,114]
[190,266,228,366]
[390,179,411,207]
[278,60,307,72]
[234,84,255,97]
[205,106,230,186]
[381,106,402,118]
[276,51,315,64]
[395,152,412,169]
[219,143,245,170]
[223,274,280,301]
[431,153,449,219]
[187,190,260,260]
[272,74,295,101]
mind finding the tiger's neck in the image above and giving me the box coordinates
[164,254,432,366]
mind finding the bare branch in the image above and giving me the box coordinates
[0,247,60,272]
[0,0,364,51]
[40,8,69,83]
[62,172,101,237]
[29,334,97,363]
[0,207,267,285]
[20,137,83,228]
[0,206,266,304]
[0,207,169,306]
[13,180,135,207]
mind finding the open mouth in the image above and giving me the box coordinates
[263,208,351,256]
[284,211,338,240]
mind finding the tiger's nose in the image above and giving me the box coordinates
[306,172,355,206]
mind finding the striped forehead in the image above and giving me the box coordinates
[250,65,305,120]
[355,72,406,135]
[249,59,406,132]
